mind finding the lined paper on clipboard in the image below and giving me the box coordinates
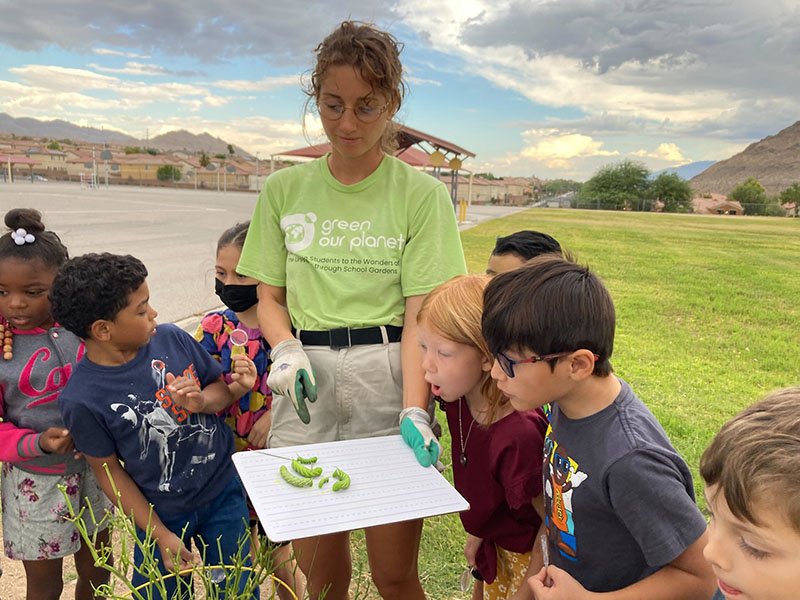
[232,435,469,542]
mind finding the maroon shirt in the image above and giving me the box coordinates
[444,397,547,583]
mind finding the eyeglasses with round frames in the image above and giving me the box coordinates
[317,100,388,123]
[494,350,600,378]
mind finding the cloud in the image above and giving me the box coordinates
[400,0,800,141]
[406,75,442,87]
[1,65,239,115]
[143,114,314,156]
[212,75,299,92]
[0,1,401,63]
[519,129,619,170]
[631,142,687,163]
[10,65,118,89]
[88,61,204,77]
[93,48,151,59]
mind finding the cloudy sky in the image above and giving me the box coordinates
[1,0,798,180]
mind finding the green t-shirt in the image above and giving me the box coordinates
[238,154,466,331]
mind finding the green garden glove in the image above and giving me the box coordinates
[267,339,317,424]
[400,407,441,468]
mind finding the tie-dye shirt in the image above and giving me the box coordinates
[195,309,271,451]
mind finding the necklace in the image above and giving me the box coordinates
[457,398,477,466]
[0,321,12,360]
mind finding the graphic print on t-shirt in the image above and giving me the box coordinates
[280,212,406,255]
[543,424,588,562]
[108,359,218,493]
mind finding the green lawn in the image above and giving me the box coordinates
[391,209,800,600]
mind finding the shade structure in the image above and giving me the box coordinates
[0,155,39,165]
[275,124,475,167]
[277,143,435,167]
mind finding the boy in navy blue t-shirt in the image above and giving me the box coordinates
[51,253,259,598]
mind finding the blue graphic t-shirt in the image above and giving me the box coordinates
[59,324,235,515]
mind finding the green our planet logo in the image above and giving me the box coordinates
[281,212,406,254]
[280,213,317,253]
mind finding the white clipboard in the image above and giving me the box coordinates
[232,435,469,542]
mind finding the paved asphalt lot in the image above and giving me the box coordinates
[0,181,526,325]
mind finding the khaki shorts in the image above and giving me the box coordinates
[1,462,110,561]
[268,342,404,448]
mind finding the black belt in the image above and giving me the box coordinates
[297,325,403,349]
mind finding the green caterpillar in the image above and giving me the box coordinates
[280,465,313,488]
[296,455,318,464]
[318,477,330,488]
[292,459,323,478]
[332,468,351,491]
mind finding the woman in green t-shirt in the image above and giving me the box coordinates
[237,20,466,600]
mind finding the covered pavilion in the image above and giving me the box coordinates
[1,155,39,183]
[272,124,476,206]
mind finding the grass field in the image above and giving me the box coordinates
[4,207,798,600]
[366,208,800,600]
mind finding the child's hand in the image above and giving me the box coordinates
[247,410,270,449]
[229,354,257,391]
[157,531,201,574]
[464,533,482,571]
[166,372,205,413]
[529,565,598,600]
[39,427,75,454]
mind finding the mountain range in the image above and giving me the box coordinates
[653,161,716,180]
[0,113,251,158]
[689,120,800,196]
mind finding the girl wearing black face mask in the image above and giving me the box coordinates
[194,221,303,600]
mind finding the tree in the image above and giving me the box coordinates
[729,177,771,215]
[227,143,235,157]
[199,151,210,168]
[157,165,181,182]
[47,140,60,150]
[214,153,227,160]
[542,178,582,197]
[124,146,142,155]
[651,172,693,213]
[578,160,651,210]
[779,183,800,217]
[475,172,502,180]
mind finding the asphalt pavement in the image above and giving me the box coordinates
[1,181,527,328]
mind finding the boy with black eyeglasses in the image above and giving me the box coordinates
[481,254,716,600]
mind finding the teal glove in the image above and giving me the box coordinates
[267,339,317,424]
[400,407,441,468]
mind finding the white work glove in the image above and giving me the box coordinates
[400,407,441,468]
[267,339,317,424]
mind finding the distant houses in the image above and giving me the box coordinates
[436,174,539,206]
[0,134,293,189]
[691,193,743,215]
